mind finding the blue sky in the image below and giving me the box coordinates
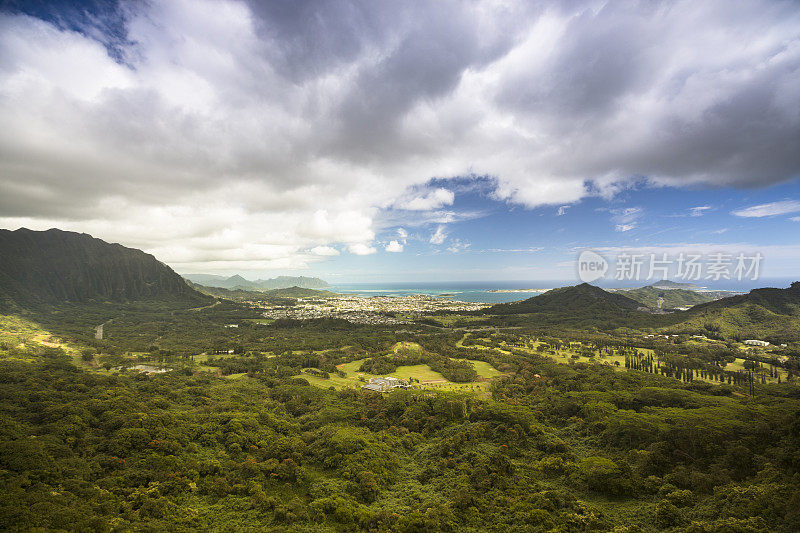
[301,177,800,283]
[0,1,798,284]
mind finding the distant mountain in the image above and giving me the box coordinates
[612,284,736,309]
[487,283,643,315]
[482,283,649,328]
[183,274,329,291]
[0,228,210,310]
[651,280,699,289]
[189,283,336,301]
[263,286,337,298]
[668,282,800,341]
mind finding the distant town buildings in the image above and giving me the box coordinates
[257,294,490,324]
[362,376,409,393]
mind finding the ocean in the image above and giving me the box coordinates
[329,277,798,304]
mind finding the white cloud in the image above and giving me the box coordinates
[487,247,543,253]
[309,245,339,256]
[610,207,643,231]
[349,243,377,256]
[397,227,408,243]
[447,239,471,253]
[732,200,800,218]
[429,225,447,245]
[1,1,799,271]
[397,188,455,211]
[689,205,712,217]
[557,205,569,216]
[385,240,404,252]
[791,217,800,222]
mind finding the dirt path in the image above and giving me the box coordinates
[189,300,221,312]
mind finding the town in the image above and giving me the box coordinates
[257,294,490,324]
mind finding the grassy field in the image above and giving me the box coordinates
[243,318,275,325]
[0,314,85,364]
[390,364,444,382]
[421,314,490,327]
[296,355,500,395]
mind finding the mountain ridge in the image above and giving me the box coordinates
[0,228,210,310]
[183,273,329,290]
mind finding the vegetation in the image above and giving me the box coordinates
[2,234,800,531]
[615,285,733,309]
[1,321,799,532]
[0,228,210,311]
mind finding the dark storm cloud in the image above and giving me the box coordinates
[0,0,798,269]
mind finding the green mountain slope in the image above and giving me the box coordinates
[614,284,736,309]
[262,286,337,298]
[488,283,643,315]
[667,282,800,341]
[190,283,336,301]
[0,228,210,310]
[480,283,656,329]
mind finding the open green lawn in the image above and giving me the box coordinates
[297,355,500,395]
[390,364,445,382]
[244,318,275,325]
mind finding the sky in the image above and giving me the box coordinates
[0,0,799,283]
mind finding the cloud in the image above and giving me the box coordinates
[447,239,470,253]
[397,188,455,211]
[712,228,729,234]
[610,206,643,231]
[349,243,377,255]
[689,205,712,217]
[429,225,447,245]
[731,200,800,218]
[791,217,800,222]
[396,227,408,242]
[1,1,799,271]
[310,245,340,256]
[385,240,404,252]
[557,205,569,216]
[487,247,543,253]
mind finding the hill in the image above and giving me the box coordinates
[262,286,337,298]
[487,283,643,315]
[480,283,655,328]
[651,279,699,289]
[612,284,736,309]
[184,273,329,290]
[0,228,210,310]
[668,282,800,341]
[189,283,337,301]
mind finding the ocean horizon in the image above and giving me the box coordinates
[329,277,799,304]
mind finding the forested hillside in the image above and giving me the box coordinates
[0,228,210,311]
[1,329,799,532]
[614,285,734,309]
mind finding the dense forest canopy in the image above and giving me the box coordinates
[2,230,800,531]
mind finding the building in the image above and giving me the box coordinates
[744,339,770,346]
[362,376,409,393]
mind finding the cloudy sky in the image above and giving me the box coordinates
[1,0,799,282]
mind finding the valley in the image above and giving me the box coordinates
[1,229,800,532]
